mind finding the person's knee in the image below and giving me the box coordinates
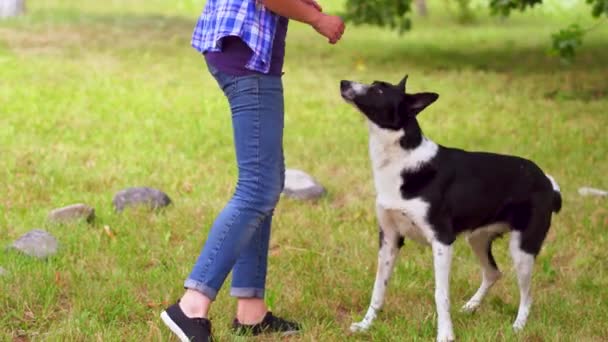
[258,176,283,211]
[234,175,283,214]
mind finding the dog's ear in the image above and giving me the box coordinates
[397,75,408,93]
[404,92,439,116]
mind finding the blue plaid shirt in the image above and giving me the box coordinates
[191,0,279,74]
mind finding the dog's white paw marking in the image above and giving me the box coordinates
[350,321,370,333]
[512,320,526,332]
[436,333,455,342]
[461,300,480,313]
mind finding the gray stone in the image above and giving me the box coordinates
[11,229,58,259]
[113,187,172,212]
[578,187,608,197]
[283,169,326,201]
[48,203,95,224]
[0,0,25,18]
[0,266,6,276]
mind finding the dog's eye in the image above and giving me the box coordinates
[375,88,383,94]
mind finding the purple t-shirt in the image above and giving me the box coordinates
[205,16,288,76]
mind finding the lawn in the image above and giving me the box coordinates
[1,0,607,341]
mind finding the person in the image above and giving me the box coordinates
[160,0,345,340]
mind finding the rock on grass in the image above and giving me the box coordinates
[11,229,58,259]
[113,187,172,212]
[578,187,608,197]
[283,169,326,201]
[48,203,95,224]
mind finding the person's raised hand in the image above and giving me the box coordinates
[311,13,345,44]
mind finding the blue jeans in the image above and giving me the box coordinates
[184,64,285,300]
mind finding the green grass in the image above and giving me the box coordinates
[1,0,607,341]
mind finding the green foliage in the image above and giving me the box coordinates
[551,24,585,63]
[343,0,413,33]
[488,0,542,17]
[588,0,608,17]
[445,0,477,24]
[455,0,476,23]
[343,0,606,62]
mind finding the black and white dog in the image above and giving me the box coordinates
[340,76,561,341]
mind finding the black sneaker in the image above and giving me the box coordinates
[160,302,214,342]
[232,311,301,336]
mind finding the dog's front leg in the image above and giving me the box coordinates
[350,208,402,333]
[432,240,455,342]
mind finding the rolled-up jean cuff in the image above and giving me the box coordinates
[230,287,265,299]
[184,279,218,301]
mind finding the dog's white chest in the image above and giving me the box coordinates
[384,206,433,245]
[367,122,439,245]
[368,127,439,210]
[372,158,407,210]
[368,129,409,208]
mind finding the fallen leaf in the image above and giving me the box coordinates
[182,181,193,193]
[24,310,35,321]
[355,58,367,71]
[146,299,170,309]
[270,244,281,257]
[103,225,115,239]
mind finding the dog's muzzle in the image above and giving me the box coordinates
[340,80,356,101]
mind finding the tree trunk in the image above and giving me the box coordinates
[0,0,25,18]
[415,0,428,17]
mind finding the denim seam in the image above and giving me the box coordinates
[253,76,264,284]
[231,75,266,288]
[254,218,263,285]
[200,207,241,278]
[254,76,261,196]
[244,75,266,286]
[230,75,263,208]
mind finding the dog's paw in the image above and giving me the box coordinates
[436,334,455,342]
[512,320,526,332]
[436,326,455,341]
[460,300,480,313]
[350,321,370,333]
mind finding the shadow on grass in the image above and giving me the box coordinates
[4,9,608,78]
[379,41,608,74]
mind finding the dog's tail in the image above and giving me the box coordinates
[552,191,562,213]
[546,174,562,213]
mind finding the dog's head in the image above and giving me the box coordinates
[340,75,438,131]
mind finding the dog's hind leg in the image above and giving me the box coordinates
[461,225,505,312]
[350,208,403,333]
[509,230,536,331]
[509,197,553,331]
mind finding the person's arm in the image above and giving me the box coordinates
[262,0,345,44]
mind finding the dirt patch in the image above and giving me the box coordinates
[0,27,83,55]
